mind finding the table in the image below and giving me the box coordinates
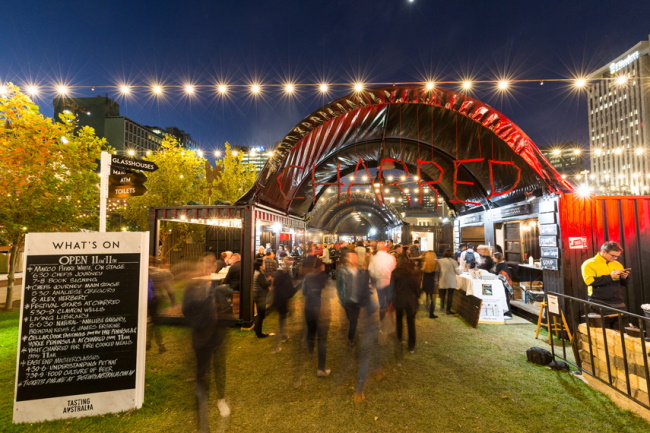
[457,272,509,324]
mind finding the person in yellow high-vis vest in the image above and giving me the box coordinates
[581,241,630,310]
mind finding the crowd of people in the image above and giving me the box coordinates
[146,238,519,432]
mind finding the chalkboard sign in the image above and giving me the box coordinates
[13,232,148,424]
[539,236,558,247]
[541,247,560,259]
[539,224,558,236]
[541,258,559,270]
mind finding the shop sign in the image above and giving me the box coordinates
[541,247,560,259]
[538,213,556,225]
[111,155,158,172]
[500,204,529,218]
[539,236,558,247]
[541,258,559,271]
[539,224,558,236]
[568,236,588,249]
[462,214,482,224]
[547,294,560,314]
[539,200,557,213]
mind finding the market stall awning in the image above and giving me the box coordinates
[239,85,574,217]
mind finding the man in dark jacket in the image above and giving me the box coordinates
[223,253,241,291]
[391,257,421,353]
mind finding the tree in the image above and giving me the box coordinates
[211,142,258,204]
[0,84,106,310]
[117,136,206,231]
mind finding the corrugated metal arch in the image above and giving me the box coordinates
[238,85,574,217]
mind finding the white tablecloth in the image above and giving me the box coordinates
[456,273,509,323]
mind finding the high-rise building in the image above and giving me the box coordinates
[587,35,650,195]
[53,96,202,153]
[234,145,270,173]
[539,142,587,184]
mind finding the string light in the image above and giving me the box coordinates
[425,82,435,90]
[26,85,39,96]
[56,85,69,96]
[462,81,472,90]
[184,84,195,95]
[217,84,228,94]
[319,83,329,93]
[251,84,261,94]
[616,75,628,85]
[284,83,295,94]
[152,85,163,95]
[354,82,364,92]
[497,80,509,90]
[119,85,131,95]
[574,78,587,88]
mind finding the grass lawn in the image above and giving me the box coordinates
[1,284,649,433]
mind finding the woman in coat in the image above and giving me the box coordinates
[437,249,462,315]
[391,256,421,352]
[421,251,439,318]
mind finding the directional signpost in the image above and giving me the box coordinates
[99,152,158,232]
[108,172,148,199]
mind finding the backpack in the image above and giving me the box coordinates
[526,347,553,365]
[464,250,477,268]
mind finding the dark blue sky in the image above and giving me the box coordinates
[1,0,649,151]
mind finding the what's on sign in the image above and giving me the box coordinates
[13,232,149,424]
[569,236,588,249]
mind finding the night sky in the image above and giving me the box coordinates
[1,0,649,152]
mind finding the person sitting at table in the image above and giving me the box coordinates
[224,253,241,292]
[492,252,513,319]
[217,252,228,272]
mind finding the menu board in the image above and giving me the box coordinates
[13,232,148,424]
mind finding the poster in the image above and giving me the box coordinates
[13,232,149,423]
[547,294,560,315]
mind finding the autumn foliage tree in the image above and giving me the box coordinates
[0,84,106,310]
[211,142,258,204]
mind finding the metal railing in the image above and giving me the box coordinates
[545,292,650,410]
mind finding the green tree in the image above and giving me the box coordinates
[0,84,106,310]
[117,136,206,231]
[211,142,258,204]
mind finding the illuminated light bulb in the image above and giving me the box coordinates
[197,150,204,157]
[497,80,509,90]
[214,150,222,157]
[319,83,329,93]
[250,150,257,157]
[251,84,261,94]
[574,78,587,88]
[604,174,610,179]
[635,148,644,155]
[589,174,595,180]
[595,149,602,156]
[119,85,130,95]
[127,150,135,156]
[266,151,274,157]
[561,175,567,179]
[232,151,238,156]
[179,174,184,179]
[400,176,406,181]
[414,176,419,181]
[576,175,582,180]
[404,188,410,193]
[0,84,8,96]
[26,85,39,96]
[354,82,364,92]
[152,85,163,95]
[425,82,435,90]
[414,188,419,193]
[462,81,472,90]
[616,75,628,85]
[56,85,69,95]
[384,188,389,193]
[184,85,195,95]
[146,151,152,156]
[217,85,228,94]
[573,149,582,155]
[614,148,622,155]
[284,84,295,94]
[387,176,394,181]
[552,149,561,155]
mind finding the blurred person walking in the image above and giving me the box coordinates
[421,252,439,319]
[391,257,421,353]
[182,256,232,432]
[147,257,176,353]
[302,258,332,377]
[271,259,295,352]
[336,251,370,345]
[253,261,272,338]
[368,242,396,321]
[438,249,462,314]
